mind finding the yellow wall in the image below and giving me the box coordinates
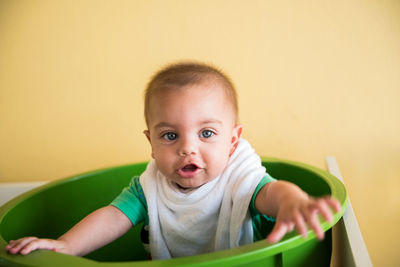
[1,0,399,265]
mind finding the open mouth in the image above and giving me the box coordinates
[177,164,201,178]
[181,164,199,172]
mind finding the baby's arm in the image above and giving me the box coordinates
[255,180,341,244]
[5,205,132,256]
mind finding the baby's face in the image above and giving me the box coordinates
[145,83,242,189]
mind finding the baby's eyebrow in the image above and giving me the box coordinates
[200,119,223,126]
[153,122,175,129]
[153,119,222,130]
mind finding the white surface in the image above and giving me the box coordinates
[326,156,373,267]
[0,182,47,206]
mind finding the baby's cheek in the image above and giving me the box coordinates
[212,154,230,175]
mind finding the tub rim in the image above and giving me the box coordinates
[0,157,348,267]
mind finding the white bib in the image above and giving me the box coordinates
[139,139,266,259]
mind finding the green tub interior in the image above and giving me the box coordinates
[0,158,347,267]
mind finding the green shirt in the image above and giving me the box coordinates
[111,174,276,242]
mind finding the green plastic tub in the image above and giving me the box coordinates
[0,158,347,267]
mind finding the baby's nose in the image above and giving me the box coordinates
[178,138,197,156]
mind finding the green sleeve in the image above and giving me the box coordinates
[250,173,277,241]
[110,176,148,226]
[250,173,276,221]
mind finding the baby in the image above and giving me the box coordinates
[6,62,341,259]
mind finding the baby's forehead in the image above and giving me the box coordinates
[145,76,238,126]
[151,80,230,102]
[147,83,237,124]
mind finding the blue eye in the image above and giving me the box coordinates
[200,130,214,138]
[163,132,178,141]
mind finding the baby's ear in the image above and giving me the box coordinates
[143,130,151,143]
[229,124,243,156]
[143,130,155,158]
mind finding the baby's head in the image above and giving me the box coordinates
[144,62,239,126]
[143,61,243,189]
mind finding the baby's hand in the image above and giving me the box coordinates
[266,196,341,244]
[5,237,69,255]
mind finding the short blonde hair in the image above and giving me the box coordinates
[144,61,238,126]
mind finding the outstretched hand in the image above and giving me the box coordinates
[266,196,341,243]
[5,206,133,257]
[5,237,69,255]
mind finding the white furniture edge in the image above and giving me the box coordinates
[326,156,373,267]
[0,181,47,207]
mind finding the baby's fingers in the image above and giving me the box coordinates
[294,211,308,238]
[6,237,38,254]
[308,210,324,240]
[314,197,342,224]
[5,237,59,255]
[326,197,341,213]
[266,222,291,244]
[315,199,334,223]
[19,239,57,255]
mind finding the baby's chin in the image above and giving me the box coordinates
[174,176,221,190]
[174,180,206,190]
